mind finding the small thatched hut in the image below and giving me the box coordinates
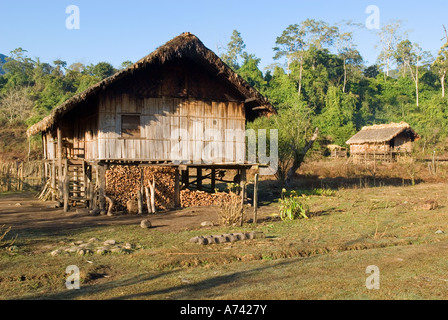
[346,122,419,163]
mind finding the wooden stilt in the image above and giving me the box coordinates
[197,168,202,191]
[137,167,143,214]
[51,160,56,201]
[98,164,106,213]
[253,173,259,224]
[174,168,180,207]
[211,168,216,192]
[57,128,63,207]
[63,159,69,212]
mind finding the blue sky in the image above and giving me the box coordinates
[0,0,447,71]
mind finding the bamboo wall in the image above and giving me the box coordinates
[96,95,246,163]
[0,161,45,192]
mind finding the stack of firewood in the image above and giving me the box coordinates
[180,189,233,208]
[105,165,234,212]
[105,166,176,212]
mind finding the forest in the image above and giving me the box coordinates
[1,19,448,181]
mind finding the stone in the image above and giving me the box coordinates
[127,200,139,215]
[76,249,85,256]
[104,239,116,245]
[215,236,228,244]
[423,200,438,211]
[189,236,201,243]
[435,230,444,234]
[90,208,101,216]
[140,219,152,229]
[124,243,132,249]
[50,249,61,257]
[88,237,99,243]
[75,240,84,245]
[201,221,214,227]
[234,233,246,241]
[110,248,123,254]
[96,248,108,255]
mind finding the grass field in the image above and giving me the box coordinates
[1,169,448,300]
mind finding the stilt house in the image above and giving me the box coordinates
[27,32,275,211]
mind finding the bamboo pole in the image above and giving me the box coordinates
[253,173,259,224]
[57,128,63,206]
[63,159,69,212]
[98,164,106,212]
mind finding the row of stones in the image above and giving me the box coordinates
[190,231,265,245]
[50,238,135,256]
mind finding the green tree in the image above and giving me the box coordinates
[220,30,246,71]
[432,26,448,98]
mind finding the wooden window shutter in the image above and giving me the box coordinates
[121,115,141,138]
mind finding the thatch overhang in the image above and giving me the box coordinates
[27,32,276,137]
[346,122,420,145]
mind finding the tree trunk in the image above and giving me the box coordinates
[285,128,319,185]
[416,66,419,107]
[343,60,347,93]
[298,59,303,97]
[442,72,446,98]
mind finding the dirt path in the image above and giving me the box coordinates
[0,193,276,233]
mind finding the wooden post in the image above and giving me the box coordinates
[57,128,63,207]
[253,173,259,224]
[182,167,189,189]
[147,178,156,214]
[174,168,180,208]
[86,164,93,210]
[63,159,69,212]
[211,168,216,192]
[240,179,246,227]
[240,167,247,227]
[137,167,143,214]
[98,164,106,212]
[197,168,202,191]
[145,186,152,214]
[51,160,56,201]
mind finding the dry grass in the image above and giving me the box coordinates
[217,192,243,226]
[2,175,448,300]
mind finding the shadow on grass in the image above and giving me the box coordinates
[23,258,303,300]
[21,270,180,300]
[109,258,300,300]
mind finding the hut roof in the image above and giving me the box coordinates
[346,122,419,145]
[27,32,276,136]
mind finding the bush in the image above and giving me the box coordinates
[279,189,310,221]
[217,192,243,226]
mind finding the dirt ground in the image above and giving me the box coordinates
[0,192,277,233]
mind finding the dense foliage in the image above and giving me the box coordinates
[1,20,447,180]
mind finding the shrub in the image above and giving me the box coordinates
[217,192,243,226]
[279,189,310,221]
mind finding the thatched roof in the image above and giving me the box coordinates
[346,122,419,145]
[27,32,275,136]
